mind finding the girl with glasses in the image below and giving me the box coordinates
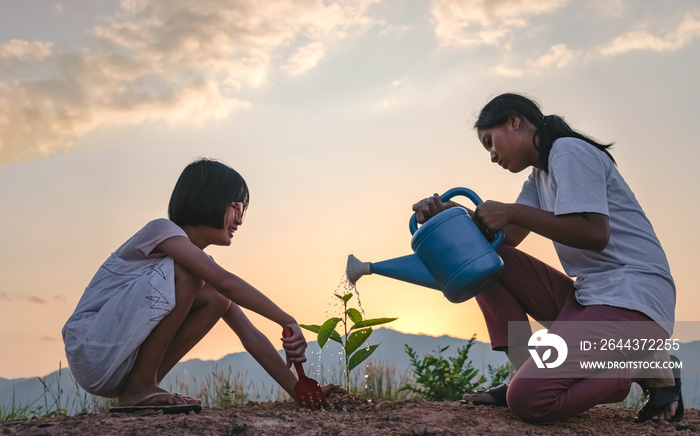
[63,158,339,413]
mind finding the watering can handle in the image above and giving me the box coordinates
[409,187,504,249]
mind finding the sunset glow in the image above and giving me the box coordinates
[1,0,699,379]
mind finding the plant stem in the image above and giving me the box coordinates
[343,297,350,390]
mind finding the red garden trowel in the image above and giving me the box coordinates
[282,327,328,409]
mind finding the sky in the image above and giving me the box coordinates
[1,0,700,379]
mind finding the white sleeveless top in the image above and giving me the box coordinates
[62,219,187,396]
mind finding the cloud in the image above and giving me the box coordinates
[0,0,378,164]
[283,42,326,76]
[530,43,581,71]
[599,14,700,56]
[372,76,413,112]
[430,0,565,48]
[584,0,626,18]
[491,64,524,78]
[0,292,68,304]
[1,292,46,304]
[0,40,53,59]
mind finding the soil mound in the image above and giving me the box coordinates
[2,395,698,435]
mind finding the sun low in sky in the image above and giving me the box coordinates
[1,0,699,379]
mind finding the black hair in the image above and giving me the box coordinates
[474,93,614,171]
[168,158,250,229]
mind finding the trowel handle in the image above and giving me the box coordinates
[409,187,504,248]
[282,326,306,376]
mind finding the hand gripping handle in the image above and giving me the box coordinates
[282,326,305,376]
[409,187,504,248]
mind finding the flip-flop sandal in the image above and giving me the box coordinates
[460,383,508,407]
[634,355,683,423]
[171,392,202,405]
[110,392,203,414]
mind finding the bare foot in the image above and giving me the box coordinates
[462,391,500,405]
[171,392,202,405]
[118,385,198,407]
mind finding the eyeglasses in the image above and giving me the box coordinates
[230,202,247,222]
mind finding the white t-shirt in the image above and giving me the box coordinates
[516,138,675,333]
[62,219,188,396]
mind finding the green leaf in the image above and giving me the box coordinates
[350,317,397,330]
[328,330,343,344]
[348,344,379,372]
[346,308,363,324]
[301,323,341,344]
[335,292,353,304]
[318,317,341,348]
[300,324,320,334]
[345,328,372,355]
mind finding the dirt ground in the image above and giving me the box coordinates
[2,395,698,435]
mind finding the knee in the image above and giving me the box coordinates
[174,262,205,295]
[173,263,230,316]
[507,378,631,423]
[199,285,231,316]
[506,378,554,423]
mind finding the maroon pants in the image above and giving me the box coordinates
[475,245,670,422]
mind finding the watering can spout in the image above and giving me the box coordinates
[346,254,371,285]
[346,254,441,290]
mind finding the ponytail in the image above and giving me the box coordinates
[475,93,615,172]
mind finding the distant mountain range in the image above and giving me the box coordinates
[1,328,698,416]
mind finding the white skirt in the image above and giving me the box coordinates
[63,255,177,397]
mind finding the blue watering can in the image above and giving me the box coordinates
[346,187,504,303]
